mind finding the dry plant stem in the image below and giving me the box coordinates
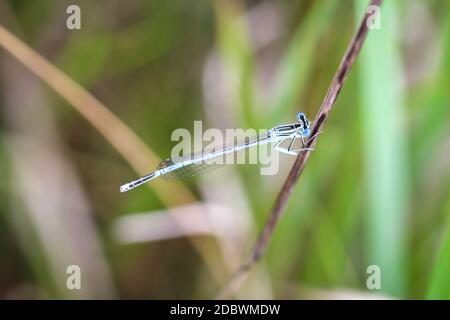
[0,24,232,284]
[219,0,383,298]
[0,24,193,206]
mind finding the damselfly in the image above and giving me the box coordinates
[120,112,314,192]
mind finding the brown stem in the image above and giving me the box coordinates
[218,0,383,299]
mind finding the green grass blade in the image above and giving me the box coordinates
[424,7,450,301]
[355,0,408,297]
[266,0,338,125]
[426,218,450,299]
[213,0,257,127]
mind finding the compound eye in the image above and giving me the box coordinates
[296,112,305,122]
[297,112,310,129]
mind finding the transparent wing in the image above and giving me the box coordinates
[158,159,225,181]
[158,132,272,181]
[191,131,271,162]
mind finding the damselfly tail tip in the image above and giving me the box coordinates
[120,183,133,193]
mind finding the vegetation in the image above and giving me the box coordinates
[0,0,449,299]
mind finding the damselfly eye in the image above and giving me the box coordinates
[296,112,310,129]
[296,112,305,122]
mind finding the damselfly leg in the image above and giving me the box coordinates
[274,136,313,155]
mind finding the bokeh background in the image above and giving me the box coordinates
[0,0,449,299]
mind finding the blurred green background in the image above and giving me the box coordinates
[0,0,450,299]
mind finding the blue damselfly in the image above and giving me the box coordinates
[120,112,313,192]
